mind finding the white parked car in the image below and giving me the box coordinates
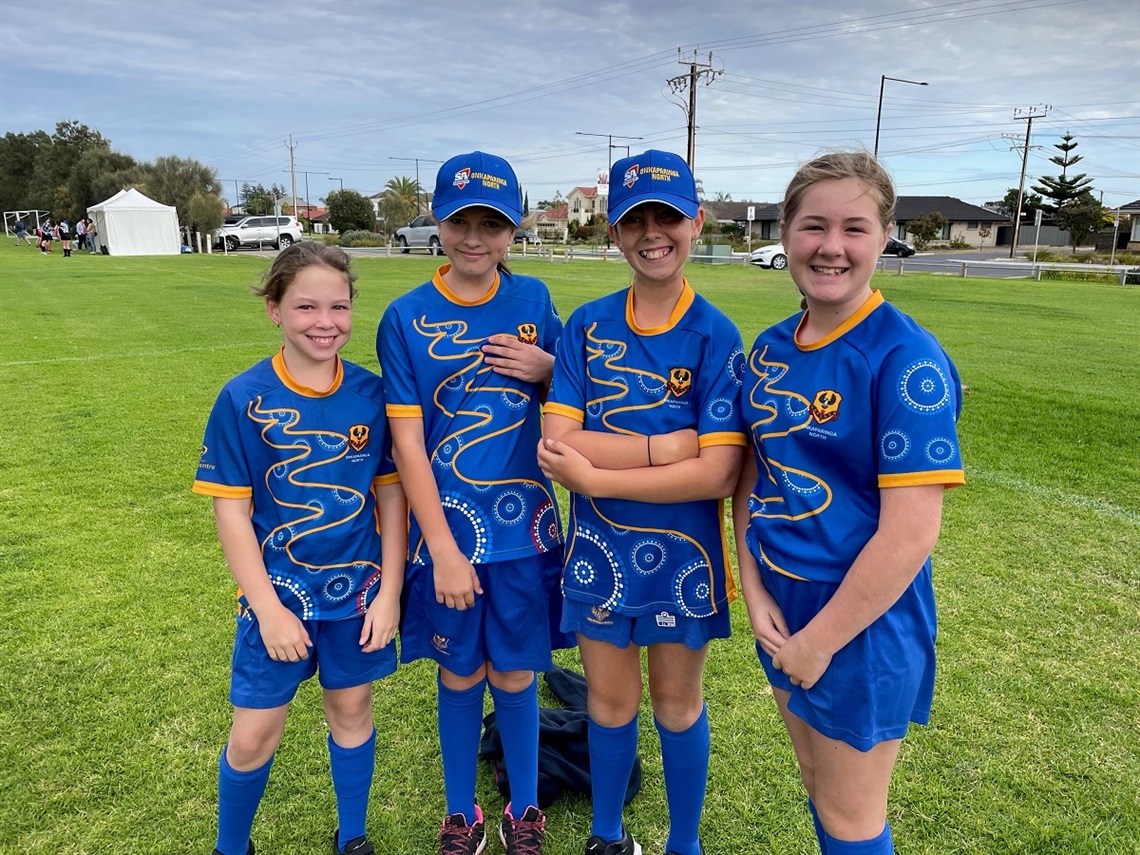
[215,216,303,252]
[748,243,788,270]
[395,215,442,255]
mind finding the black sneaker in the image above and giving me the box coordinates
[583,825,641,855]
[212,844,254,855]
[499,803,546,854]
[438,805,487,855]
[332,828,376,854]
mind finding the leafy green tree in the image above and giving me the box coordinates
[241,183,287,216]
[28,121,110,214]
[185,190,226,235]
[906,212,947,250]
[378,176,420,235]
[0,130,51,213]
[986,188,1044,220]
[326,189,375,233]
[1031,133,1094,212]
[67,149,144,219]
[536,192,564,211]
[1054,192,1106,250]
[144,155,222,226]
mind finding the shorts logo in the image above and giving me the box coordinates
[200,444,208,457]
[810,390,842,424]
[667,367,692,397]
[453,168,471,190]
[588,605,613,625]
[623,164,640,188]
[348,424,370,452]
[517,322,538,345]
[655,611,676,628]
[432,633,450,653]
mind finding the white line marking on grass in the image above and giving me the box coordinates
[970,468,1140,526]
[0,342,276,368]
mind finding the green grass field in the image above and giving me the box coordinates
[1,243,1137,854]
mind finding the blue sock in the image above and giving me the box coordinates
[656,705,709,855]
[215,747,273,855]
[588,715,639,842]
[489,678,539,814]
[329,728,376,850]
[808,799,827,854]
[438,672,486,819]
[823,822,893,854]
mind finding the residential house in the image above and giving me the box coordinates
[701,200,782,241]
[534,205,569,243]
[1120,199,1140,250]
[566,172,610,227]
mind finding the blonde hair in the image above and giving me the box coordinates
[252,241,358,301]
[781,151,896,230]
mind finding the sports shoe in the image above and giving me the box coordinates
[212,843,254,855]
[499,803,546,854]
[583,825,641,855]
[665,847,704,855]
[438,805,487,855]
[332,829,376,854]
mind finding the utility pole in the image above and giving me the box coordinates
[388,157,443,214]
[282,170,329,221]
[1009,105,1050,259]
[666,49,723,174]
[284,136,300,220]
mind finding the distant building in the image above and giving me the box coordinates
[535,205,568,243]
[566,171,609,227]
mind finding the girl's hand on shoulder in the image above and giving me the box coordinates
[433,550,483,611]
[537,437,598,495]
[360,597,400,652]
[256,603,313,662]
[482,334,554,384]
[771,630,832,691]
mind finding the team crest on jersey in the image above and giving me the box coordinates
[667,367,692,397]
[517,322,538,345]
[623,164,640,188]
[588,605,613,625]
[655,611,677,628]
[432,633,450,653]
[348,424,370,452]
[453,168,471,189]
[810,390,842,424]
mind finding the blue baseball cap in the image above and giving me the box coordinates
[432,151,523,226]
[608,149,700,223]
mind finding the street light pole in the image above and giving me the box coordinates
[874,75,929,158]
[329,177,344,192]
[574,131,644,176]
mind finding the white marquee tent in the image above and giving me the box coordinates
[87,188,180,256]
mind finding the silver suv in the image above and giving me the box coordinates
[216,216,303,251]
[394,215,442,255]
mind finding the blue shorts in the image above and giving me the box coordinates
[399,550,575,677]
[562,596,731,650]
[230,611,397,709]
[757,562,937,751]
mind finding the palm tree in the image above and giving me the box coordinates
[379,176,422,236]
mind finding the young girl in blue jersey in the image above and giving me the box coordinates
[194,242,406,855]
[733,152,965,854]
[377,151,572,855]
[538,149,747,855]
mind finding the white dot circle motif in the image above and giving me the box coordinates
[268,526,296,551]
[898,360,951,414]
[445,373,465,391]
[569,523,624,609]
[637,372,667,395]
[501,390,528,409]
[708,397,734,422]
[880,429,911,461]
[571,558,595,586]
[674,558,715,618]
[727,348,746,385]
[631,539,667,576]
[440,491,490,563]
[316,433,346,451]
[925,436,957,465]
[780,469,822,495]
[270,573,314,619]
[587,400,605,419]
[434,438,462,470]
[785,397,809,419]
[323,574,354,602]
[331,488,359,506]
[272,462,290,479]
[493,490,526,525]
[530,500,559,549]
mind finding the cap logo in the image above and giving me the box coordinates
[623,164,640,188]
[453,168,471,190]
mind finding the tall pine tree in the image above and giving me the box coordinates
[1031,133,1093,212]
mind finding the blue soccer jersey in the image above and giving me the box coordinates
[192,351,399,621]
[546,282,748,618]
[741,290,965,585]
[377,265,563,566]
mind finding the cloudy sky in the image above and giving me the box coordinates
[2,0,1138,209]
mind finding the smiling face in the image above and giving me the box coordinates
[783,177,890,320]
[611,202,705,291]
[438,206,514,289]
[266,263,353,384]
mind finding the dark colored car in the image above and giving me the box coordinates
[513,229,540,245]
[883,235,916,257]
